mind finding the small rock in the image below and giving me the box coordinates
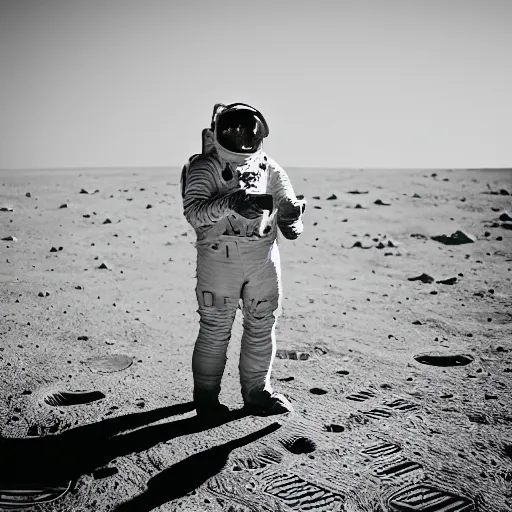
[431,230,474,245]
[430,291,438,295]
[412,193,421,198]
[347,190,368,194]
[146,204,153,209]
[38,291,50,297]
[83,214,91,218]
[410,233,428,239]
[79,188,90,194]
[78,336,89,341]
[501,223,512,230]
[103,218,112,224]
[499,189,510,195]
[374,199,391,206]
[25,192,31,198]
[1,236,17,242]
[0,206,14,212]
[354,204,365,209]
[485,393,498,400]
[436,277,457,285]
[412,320,423,325]
[75,285,83,290]
[59,203,68,209]
[326,194,337,200]
[98,262,111,270]
[50,247,58,252]
[313,196,320,200]
[499,211,512,222]
[408,273,435,284]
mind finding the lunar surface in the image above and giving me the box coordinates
[0,167,511,511]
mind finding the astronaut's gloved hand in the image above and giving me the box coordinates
[278,198,306,224]
[231,190,265,220]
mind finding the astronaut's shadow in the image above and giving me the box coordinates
[0,401,249,491]
[114,421,281,512]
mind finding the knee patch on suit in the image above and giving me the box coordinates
[244,295,280,322]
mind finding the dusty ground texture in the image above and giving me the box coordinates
[0,167,511,512]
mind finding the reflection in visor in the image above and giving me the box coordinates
[215,108,267,154]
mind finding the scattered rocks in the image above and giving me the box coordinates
[408,273,434,284]
[436,277,457,285]
[431,230,474,245]
[275,349,310,361]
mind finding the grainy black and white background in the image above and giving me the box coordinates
[0,1,511,511]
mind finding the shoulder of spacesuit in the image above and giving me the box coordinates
[188,152,222,174]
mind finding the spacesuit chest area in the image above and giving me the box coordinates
[218,156,274,239]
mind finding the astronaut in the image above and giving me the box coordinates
[181,103,306,417]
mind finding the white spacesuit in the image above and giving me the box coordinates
[181,103,306,417]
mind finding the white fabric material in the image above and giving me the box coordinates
[182,131,304,404]
[192,238,281,400]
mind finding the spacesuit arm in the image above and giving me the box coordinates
[183,157,243,229]
[269,159,305,240]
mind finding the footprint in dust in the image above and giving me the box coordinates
[414,353,473,367]
[260,470,344,512]
[387,482,474,512]
[231,447,283,471]
[43,390,105,407]
[361,441,402,459]
[371,457,424,483]
[383,398,420,412]
[275,350,310,361]
[280,436,317,455]
[346,390,376,402]
[363,408,393,420]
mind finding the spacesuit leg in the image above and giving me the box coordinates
[193,241,244,407]
[239,241,283,403]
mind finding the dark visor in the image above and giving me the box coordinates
[213,104,269,154]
